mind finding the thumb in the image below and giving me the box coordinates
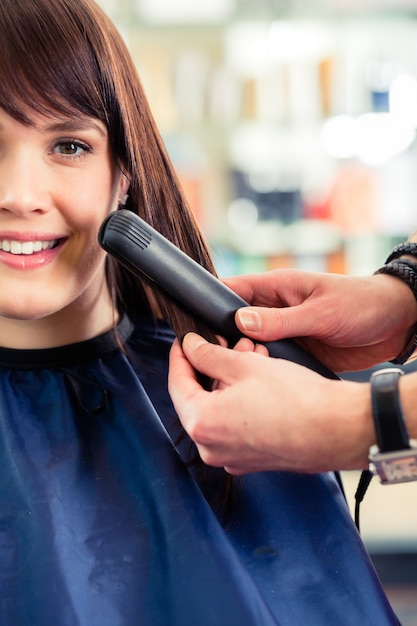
[236,305,313,341]
[181,333,253,384]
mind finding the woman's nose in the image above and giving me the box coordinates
[0,150,50,216]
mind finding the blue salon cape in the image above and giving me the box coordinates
[0,316,398,625]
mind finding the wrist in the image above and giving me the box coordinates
[322,379,373,471]
[375,244,417,363]
[372,273,417,362]
[372,272,417,325]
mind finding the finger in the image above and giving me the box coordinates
[230,337,268,356]
[168,339,209,412]
[253,343,269,356]
[180,332,264,384]
[212,338,255,391]
[231,337,256,353]
[236,305,315,341]
[224,466,251,476]
[233,336,269,357]
[223,272,280,304]
[222,274,258,303]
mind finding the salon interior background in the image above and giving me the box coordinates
[99,0,417,279]
[97,0,417,515]
[96,1,417,621]
[97,0,417,620]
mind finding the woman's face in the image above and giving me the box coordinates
[0,107,128,345]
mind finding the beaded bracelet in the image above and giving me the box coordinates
[374,257,417,364]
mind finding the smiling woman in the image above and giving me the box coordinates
[0,1,402,625]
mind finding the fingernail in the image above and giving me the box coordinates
[237,309,262,332]
[182,332,206,350]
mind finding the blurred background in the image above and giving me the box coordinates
[98,1,417,622]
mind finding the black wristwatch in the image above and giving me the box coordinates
[368,368,417,484]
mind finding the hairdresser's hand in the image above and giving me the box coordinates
[224,269,417,372]
[168,333,373,474]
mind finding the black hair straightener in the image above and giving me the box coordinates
[98,209,339,380]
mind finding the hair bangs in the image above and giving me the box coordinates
[0,0,109,126]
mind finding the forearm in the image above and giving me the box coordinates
[324,379,374,470]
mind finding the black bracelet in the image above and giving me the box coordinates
[374,259,417,364]
[375,259,417,300]
[386,242,417,263]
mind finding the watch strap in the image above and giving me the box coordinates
[370,368,410,452]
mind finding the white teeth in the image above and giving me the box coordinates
[10,242,22,254]
[0,239,57,255]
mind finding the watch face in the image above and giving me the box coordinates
[370,447,417,484]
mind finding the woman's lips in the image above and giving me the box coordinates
[0,238,66,269]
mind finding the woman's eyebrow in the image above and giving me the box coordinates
[43,118,107,137]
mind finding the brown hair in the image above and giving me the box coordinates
[0,0,219,342]
[0,0,233,514]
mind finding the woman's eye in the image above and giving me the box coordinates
[54,140,90,157]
